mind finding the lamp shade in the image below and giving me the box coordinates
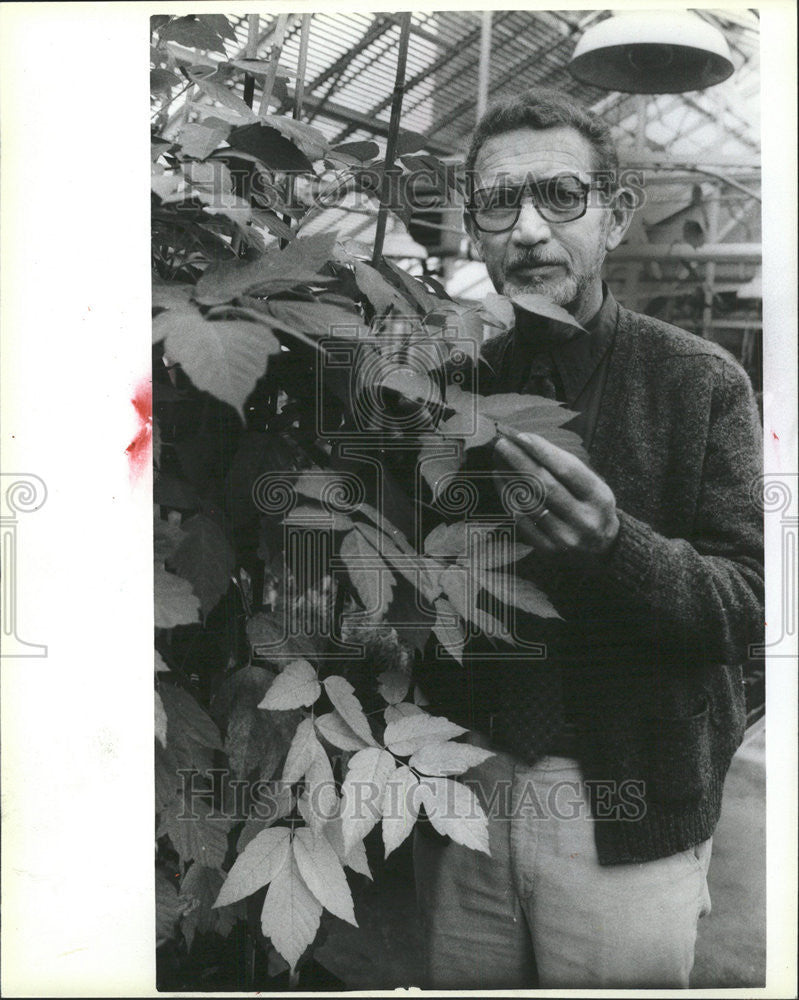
[569,12,734,93]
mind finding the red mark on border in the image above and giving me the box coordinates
[772,430,779,441]
[126,379,152,481]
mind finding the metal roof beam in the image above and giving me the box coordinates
[332,10,519,144]
[424,25,583,144]
[304,15,395,95]
[302,95,458,155]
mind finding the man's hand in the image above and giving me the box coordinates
[493,429,619,570]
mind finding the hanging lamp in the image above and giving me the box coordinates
[569,11,734,94]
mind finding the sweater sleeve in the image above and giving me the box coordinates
[587,357,764,665]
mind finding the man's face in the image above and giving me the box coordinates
[468,125,629,323]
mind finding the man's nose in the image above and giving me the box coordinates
[511,200,551,244]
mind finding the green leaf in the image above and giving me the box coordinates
[155,691,168,748]
[285,505,355,532]
[340,528,394,622]
[151,14,171,35]
[306,741,339,835]
[195,78,259,121]
[353,523,442,605]
[252,208,296,241]
[384,712,467,758]
[395,129,430,156]
[476,570,561,620]
[161,794,230,868]
[228,123,315,174]
[152,280,193,314]
[417,777,490,853]
[379,259,443,316]
[215,826,291,908]
[424,522,532,568]
[330,140,379,163]
[384,702,424,726]
[322,815,372,880]
[177,121,230,160]
[151,68,182,93]
[154,514,187,562]
[480,292,515,330]
[340,748,397,855]
[218,668,290,781]
[180,864,237,952]
[259,115,329,161]
[417,440,463,497]
[247,610,324,665]
[159,303,280,418]
[170,514,235,616]
[152,136,173,162]
[409,741,494,777]
[381,764,419,858]
[185,63,221,82]
[236,786,293,850]
[197,13,236,40]
[376,669,410,705]
[440,565,514,643]
[436,410,497,452]
[156,869,182,947]
[282,718,320,784]
[479,392,581,430]
[322,676,377,746]
[160,15,228,53]
[261,851,322,972]
[315,711,370,752]
[228,57,278,75]
[193,102,255,126]
[159,683,224,752]
[201,195,255,230]
[267,298,361,339]
[195,231,337,305]
[432,597,465,664]
[509,292,587,334]
[293,828,357,926]
[154,564,201,628]
[259,659,321,711]
[353,261,414,317]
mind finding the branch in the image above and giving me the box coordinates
[371,13,412,266]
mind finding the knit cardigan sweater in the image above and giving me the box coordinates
[417,301,764,865]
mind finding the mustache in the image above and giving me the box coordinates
[507,251,565,269]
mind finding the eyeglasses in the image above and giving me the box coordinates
[467,175,593,232]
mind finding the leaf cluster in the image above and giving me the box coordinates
[151,18,587,977]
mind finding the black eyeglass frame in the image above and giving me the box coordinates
[466,175,601,233]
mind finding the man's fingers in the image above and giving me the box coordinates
[498,428,598,500]
[494,437,580,521]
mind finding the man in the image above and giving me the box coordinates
[412,88,764,989]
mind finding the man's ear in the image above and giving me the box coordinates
[604,187,636,252]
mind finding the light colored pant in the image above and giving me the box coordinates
[414,751,712,989]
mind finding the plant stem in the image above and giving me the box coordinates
[293,14,312,121]
[243,14,259,108]
[371,12,412,267]
[259,13,290,117]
